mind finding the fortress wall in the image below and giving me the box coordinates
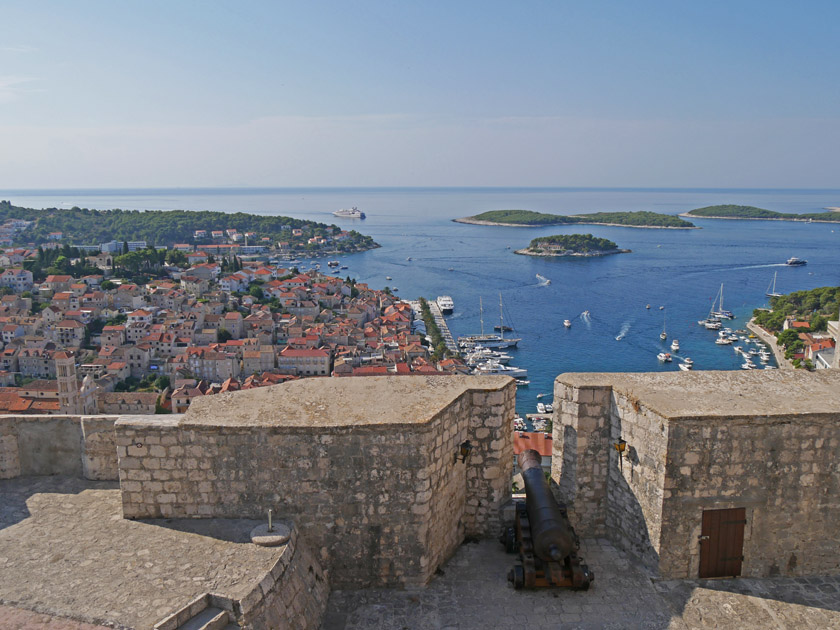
[661,413,840,579]
[555,370,840,580]
[116,377,515,588]
[0,415,119,480]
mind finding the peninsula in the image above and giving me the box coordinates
[0,201,379,255]
[454,209,696,229]
[681,204,840,223]
[515,233,630,258]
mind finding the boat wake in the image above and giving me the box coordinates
[580,310,592,328]
[535,274,551,286]
[615,321,631,341]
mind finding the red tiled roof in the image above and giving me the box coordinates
[513,431,553,457]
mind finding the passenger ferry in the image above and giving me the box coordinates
[436,295,454,313]
[333,206,365,219]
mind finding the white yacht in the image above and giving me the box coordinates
[436,295,454,314]
[678,362,692,371]
[471,361,527,379]
[333,206,365,219]
[537,402,546,414]
[670,339,680,352]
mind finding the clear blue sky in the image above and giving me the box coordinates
[1,1,838,188]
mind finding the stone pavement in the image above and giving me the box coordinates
[323,538,840,630]
[0,604,110,629]
[0,476,283,629]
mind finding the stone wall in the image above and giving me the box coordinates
[116,375,515,588]
[554,370,840,580]
[153,523,329,630]
[0,415,119,480]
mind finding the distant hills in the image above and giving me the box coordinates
[454,209,696,228]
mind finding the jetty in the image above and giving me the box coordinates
[408,300,460,355]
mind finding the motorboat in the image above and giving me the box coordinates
[657,352,672,362]
[682,357,694,365]
[715,337,732,345]
[472,360,528,379]
[537,402,546,414]
[670,339,680,352]
[545,403,554,413]
[678,363,692,371]
[785,257,807,266]
[564,319,572,328]
[513,417,526,430]
[515,379,530,387]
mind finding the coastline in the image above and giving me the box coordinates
[679,212,840,224]
[453,217,698,229]
[746,319,792,370]
[514,248,631,258]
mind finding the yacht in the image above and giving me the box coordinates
[458,295,521,349]
[678,362,692,371]
[537,402,546,414]
[327,260,340,267]
[333,206,365,219]
[785,257,807,266]
[715,337,733,345]
[545,403,554,413]
[386,276,392,281]
[670,339,680,352]
[657,352,672,362]
[682,357,694,365]
[472,361,527,379]
[515,379,530,387]
[436,295,455,314]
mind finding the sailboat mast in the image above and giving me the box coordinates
[479,297,484,337]
[720,283,724,312]
[499,293,504,340]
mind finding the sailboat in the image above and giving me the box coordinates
[660,312,667,341]
[711,283,734,319]
[766,272,782,298]
[457,294,521,349]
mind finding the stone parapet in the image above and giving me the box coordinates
[554,370,840,579]
[116,375,515,588]
[0,415,120,480]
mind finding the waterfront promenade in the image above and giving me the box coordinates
[409,300,460,355]
[747,319,792,370]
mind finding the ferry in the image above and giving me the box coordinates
[333,206,365,219]
[436,295,454,314]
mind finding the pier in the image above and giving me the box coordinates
[409,299,460,355]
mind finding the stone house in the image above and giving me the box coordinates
[278,346,331,376]
[51,319,86,347]
[0,268,34,293]
[98,391,158,414]
[17,348,55,378]
[241,346,275,377]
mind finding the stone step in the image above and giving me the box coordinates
[176,607,235,630]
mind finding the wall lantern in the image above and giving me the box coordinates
[455,440,474,464]
[614,438,627,471]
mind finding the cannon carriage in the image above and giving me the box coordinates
[502,449,593,590]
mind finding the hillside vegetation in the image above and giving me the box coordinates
[754,286,840,333]
[687,205,840,222]
[526,233,619,253]
[461,209,694,228]
[0,201,378,250]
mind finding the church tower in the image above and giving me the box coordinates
[55,351,81,415]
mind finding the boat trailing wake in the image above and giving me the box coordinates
[536,274,551,286]
[580,310,592,328]
[615,322,631,341]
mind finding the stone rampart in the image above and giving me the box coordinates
[116,375,515,588]
[0,415,119,480]
[554,370,840,580]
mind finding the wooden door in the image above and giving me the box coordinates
[699,508,746,578]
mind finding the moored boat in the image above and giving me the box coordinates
[436,295,455,313]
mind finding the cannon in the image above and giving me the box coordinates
[502,449,593,590]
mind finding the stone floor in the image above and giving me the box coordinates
[0,476,283,629]
[323,538,840,630]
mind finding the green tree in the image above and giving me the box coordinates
[217,328,233,342]
[249,285,264,300]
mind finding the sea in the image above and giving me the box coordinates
[3,187,839,416]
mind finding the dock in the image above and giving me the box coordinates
[409,299,460,355]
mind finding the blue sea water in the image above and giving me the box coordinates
[3,187,839,415]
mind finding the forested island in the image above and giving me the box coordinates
[515,233,629,258]
[454,209,695,228]
[683,205,840,223]
[0,201,379,253]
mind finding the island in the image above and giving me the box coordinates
[682,204,840,223]
[454,209,696,228]
[515,233,630,258]
[0,200,379,255]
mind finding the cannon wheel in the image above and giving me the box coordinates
[508,565,525,589]
[503,526,517,554]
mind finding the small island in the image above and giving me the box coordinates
[454,209,696,229]
[515,233,630,258]
[682,204,840,223]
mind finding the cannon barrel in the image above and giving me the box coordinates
[517,449,576,562]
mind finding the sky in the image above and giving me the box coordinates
[1,1,839,189]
